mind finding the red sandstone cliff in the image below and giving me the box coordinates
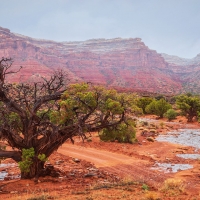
[0,26,194,94]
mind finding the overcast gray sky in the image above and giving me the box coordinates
[0,0,200,58]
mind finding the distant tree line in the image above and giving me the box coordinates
[136,93,200,122]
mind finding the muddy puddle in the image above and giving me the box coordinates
[176,154,200,159]
[151,162,193,173]
[156,129,200,149]
[153,129,200,172]
[0,163,19,181]
[0,170,8,180]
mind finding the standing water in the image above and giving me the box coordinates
[0,163,18,180]
[152,129,200,173]
[156,129,200,149]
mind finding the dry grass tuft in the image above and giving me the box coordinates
[144,191,160,200]
[161,178,185,196]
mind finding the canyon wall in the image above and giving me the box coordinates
[161,53,200,93]
[1,26,199,94]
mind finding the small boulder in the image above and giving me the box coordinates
[73,158,80,163]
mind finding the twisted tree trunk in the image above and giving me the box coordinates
[21,159,45,179]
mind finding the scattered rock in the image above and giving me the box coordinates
[4,177,11,181]
[73,158,81,163]
[58,177,64,182]
[88,168,98,172]
[10,191,18,194]
[84,173,97,177]
[141,131,156,137]
[55,160,64,165]
[51,171,61,177]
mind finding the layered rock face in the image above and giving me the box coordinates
[0,26,196,94]
[161,53,200,93]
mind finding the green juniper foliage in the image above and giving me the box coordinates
[164,109,177,121]
[145,98,171,118]
[99,120,136,143]
[18,148,35,173]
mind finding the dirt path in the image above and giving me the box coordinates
[58,144,142,167]
[58,144,170,186]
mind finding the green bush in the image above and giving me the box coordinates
[176,94,200,122]
[142,183,149,191]
[18,147,35,173]
[136,97,153,114]
[145,98,172,118]
[164,109,177,121]
[99,120,136,143]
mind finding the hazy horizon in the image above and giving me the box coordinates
[0,0,200,58]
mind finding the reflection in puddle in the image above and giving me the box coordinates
[151,162,193,173]
[156,129,200,149]
[176,154,200,159]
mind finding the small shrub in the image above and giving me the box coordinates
[164,109,177,121]
[145,99,172,118]
[150,123,156,128]
[27,195,50,200]
[145,191,160,200]
[161,178,185,194]
[149,129,157,133]
[147,137,154,142]
[142,183,149,191]
[159,122,164,129]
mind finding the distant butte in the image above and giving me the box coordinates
[0,26,200,94]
